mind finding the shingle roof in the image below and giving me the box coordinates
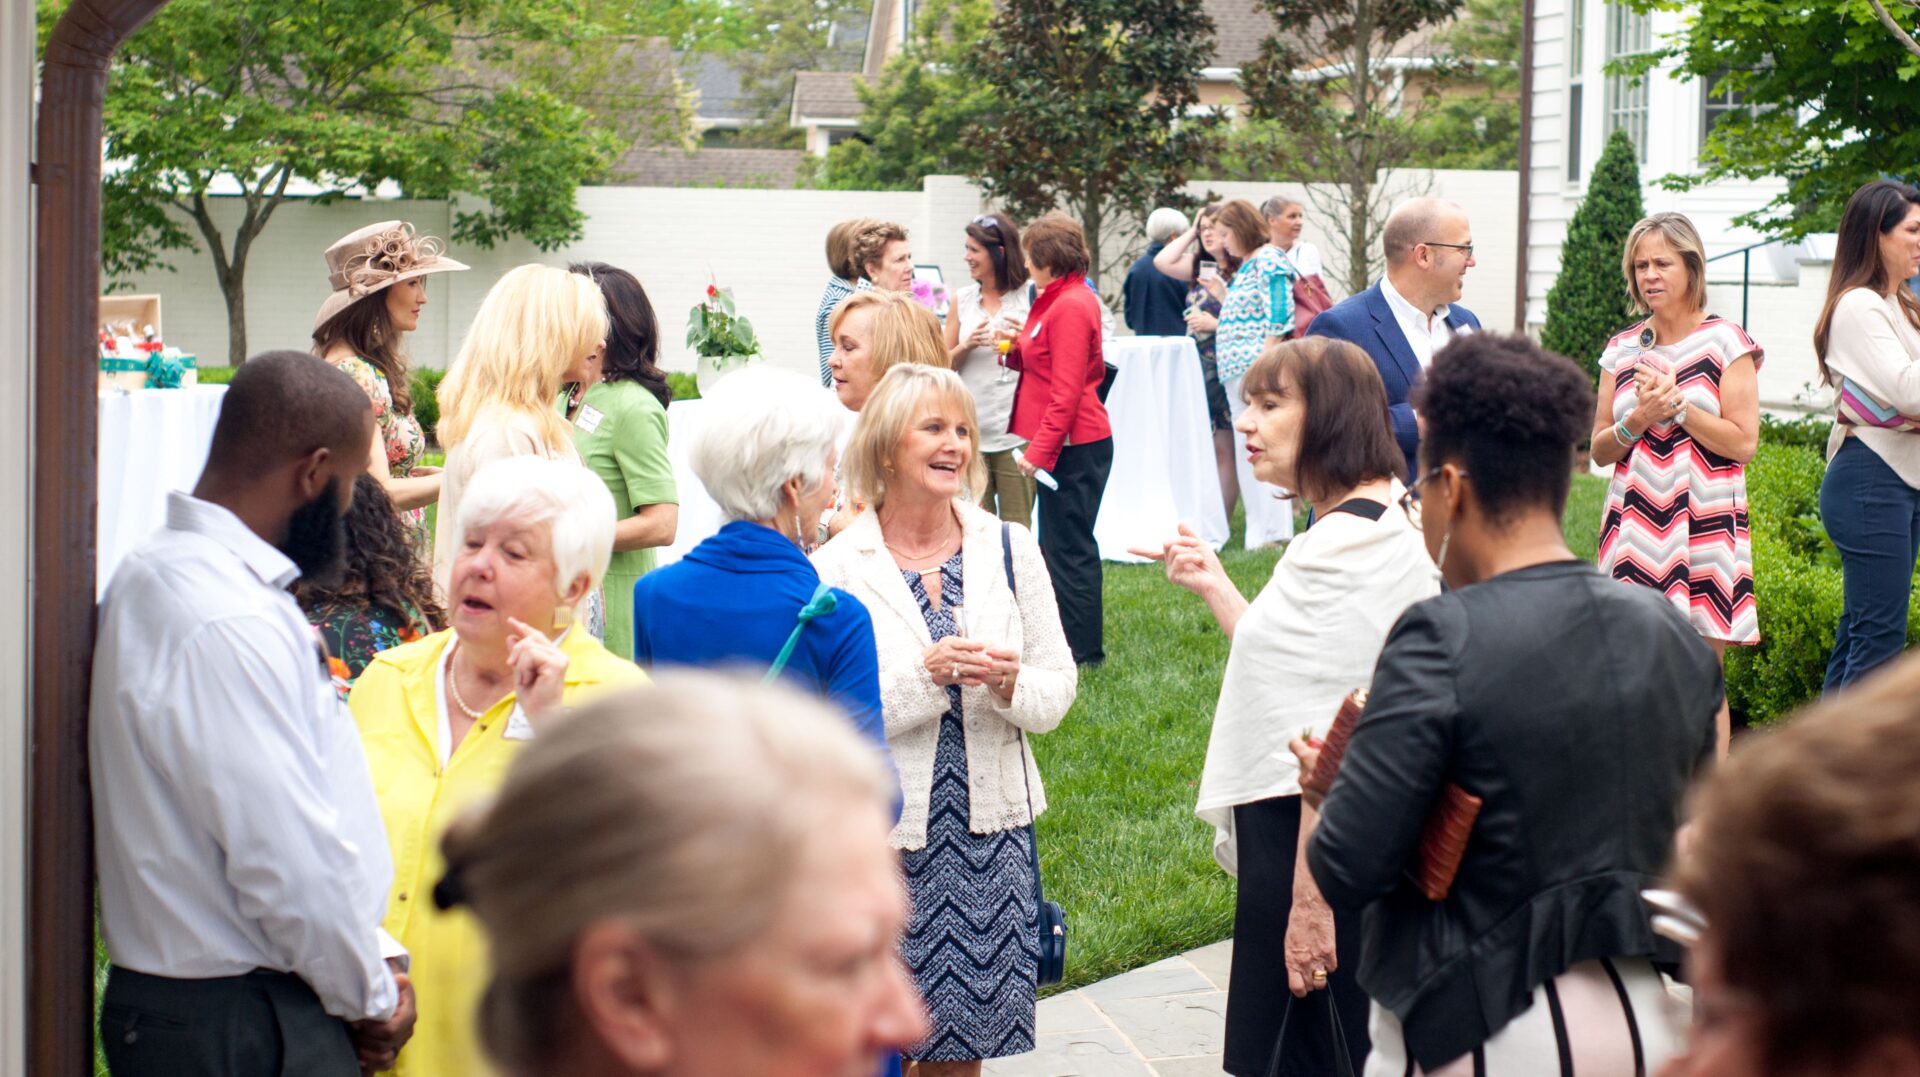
[1205,0,1276,70]
[680,54,758,123]
[606,147,807,188]
[790,71,864,121]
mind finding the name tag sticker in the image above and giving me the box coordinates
[576,405,604,434]
[1029,321,1043,340]
[503,706,536,741]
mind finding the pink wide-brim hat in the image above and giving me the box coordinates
[313,220,469,331]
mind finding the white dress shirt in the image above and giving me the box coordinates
[1278,240,1324,279]
[91,492,400,1022]
[1380,274,1456,369]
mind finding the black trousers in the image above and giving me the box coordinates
[1036,437,1113,664]
[101,965,359,1077]
[1223,796,1370,1077]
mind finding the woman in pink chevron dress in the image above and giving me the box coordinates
[1591,213,1761,756]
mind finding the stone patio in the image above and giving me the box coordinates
[984,940,1233,1076]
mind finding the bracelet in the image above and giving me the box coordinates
[1615,421,1641,445]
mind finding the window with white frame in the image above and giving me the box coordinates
[1567,0,1587,181]
[1700,69,1757,153]
[1604,3,1651,163]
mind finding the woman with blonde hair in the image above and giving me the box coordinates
[434,263,609,595]
[1591,211,1762,754]
[436,673,927,1077]
[827,289,951,413]
[813,364,1077,1074]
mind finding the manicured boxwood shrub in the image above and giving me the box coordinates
[1725,439,1920,724]
[409,367,445,447]
[195,364,236,384]
[666,371,700,401]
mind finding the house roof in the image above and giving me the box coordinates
[1205,0,1276,70]
[790,71,864,123]
[607,147,806,188]
[680,54,758,123]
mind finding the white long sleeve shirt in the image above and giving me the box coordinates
[90,492,400,1022]
[1825,287,1920,486]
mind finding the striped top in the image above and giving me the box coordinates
[1215,245,1296,381]
[1597,316,1763,644]
[815,276,876,387]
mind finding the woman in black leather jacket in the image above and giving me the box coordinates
[1295,333,1721,1075]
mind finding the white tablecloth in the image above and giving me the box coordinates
[97,386,228,598]
[1094,336,1230,562]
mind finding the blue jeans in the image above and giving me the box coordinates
[1821,437,1920,690]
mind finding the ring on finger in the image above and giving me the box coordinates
[1312,969,1327,982]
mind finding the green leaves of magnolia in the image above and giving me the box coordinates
[1619,0,1920,237]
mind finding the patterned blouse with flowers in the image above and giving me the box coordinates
[309,601,429,700]
[330,355,428,540]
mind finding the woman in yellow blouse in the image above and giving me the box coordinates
[350,454,645,1076]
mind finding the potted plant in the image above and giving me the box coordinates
[685,281,762,393]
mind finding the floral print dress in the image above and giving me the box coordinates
[331,355,428,545]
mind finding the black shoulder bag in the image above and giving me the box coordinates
[1001,522,1067,987]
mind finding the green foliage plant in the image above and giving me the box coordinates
[962,0,1223,291]
[52,0,627,365]
[814,0,995,191]
[1541,128,1645,384]
[1618,0,1920,239]
[685,282,761,373]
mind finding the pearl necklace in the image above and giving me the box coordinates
[445,642,498,721]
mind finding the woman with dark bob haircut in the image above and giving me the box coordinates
[1294,334,1721,1074]
[564,262,679,658]
[1131,338,1439,1076]
[1004,213,1114,664]
[1656,652,1920,1077]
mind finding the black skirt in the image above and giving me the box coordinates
[1223,796,1372,1077]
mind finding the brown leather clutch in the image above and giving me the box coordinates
[1302,688,1483,902]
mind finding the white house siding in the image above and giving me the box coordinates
[2,0,33,1070]
[109,170,1520,378]
[1527,0,1817,405]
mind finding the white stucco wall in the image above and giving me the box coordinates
[2,0,33,1070]
[108,170,1522,378]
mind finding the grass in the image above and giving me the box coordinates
[1035,472,1607,991]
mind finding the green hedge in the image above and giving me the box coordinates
[666,371,699,401]
[1725,439,1920,724]
[195,364,236,384]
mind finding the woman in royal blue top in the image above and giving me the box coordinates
[630,366,889,778]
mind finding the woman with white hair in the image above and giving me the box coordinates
[433,263,609,596]
[436,674,929,1077]
[630,367,891,781]
[351,453,646,1077]
[812,364,1077,1074]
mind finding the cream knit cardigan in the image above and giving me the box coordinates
[812,502,1076,851]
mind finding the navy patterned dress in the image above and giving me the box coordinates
[899,552,1039,1061]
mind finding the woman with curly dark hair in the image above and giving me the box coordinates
[564,262,679,659]
[297,474,446,695]
[1292,334,1720,1074]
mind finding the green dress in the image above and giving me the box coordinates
[566,379,678,659]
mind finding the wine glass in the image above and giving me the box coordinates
[991,317,1015,383]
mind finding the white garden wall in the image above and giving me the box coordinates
[108,171,1522,379]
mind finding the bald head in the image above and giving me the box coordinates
[205,351,374,476]
[1383,198,1467,268]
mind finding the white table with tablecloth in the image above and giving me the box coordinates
[96,385,228,598]
[1093,335,1230,562]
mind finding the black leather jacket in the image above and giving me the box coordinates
[1308,560,1721,1070]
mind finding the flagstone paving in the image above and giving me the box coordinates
[983,940,1234,1077]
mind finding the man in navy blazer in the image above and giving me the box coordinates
[1307,197,1480,479]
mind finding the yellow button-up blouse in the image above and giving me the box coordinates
[349,624,645,1077]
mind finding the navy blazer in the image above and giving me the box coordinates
[1307,281,1481,479]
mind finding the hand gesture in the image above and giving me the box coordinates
[1129,523,1226,598]
[981,645,1022,699]
[350,969,416,1074]
[1284,885,1338,997]
[923,636,993,687]
[1198,274,1227,301]
[966,321,995,350]
[1185,308,1218,334]
[995,317,1026,343]
[1288,735,1325,810]
[505,617,570,724]
[1627,365,1684,431]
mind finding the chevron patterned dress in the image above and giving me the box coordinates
[1597,317,1763,644]
[898,553,1039,1062]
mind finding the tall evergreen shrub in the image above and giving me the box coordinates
[1542,128,1645,382]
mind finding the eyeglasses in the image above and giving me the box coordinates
[1397,465,1467,530]
[1422,241,1475,258]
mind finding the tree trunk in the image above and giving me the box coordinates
[1082,178,1104,294]
[221,268,247,366]
[185,167,291,366]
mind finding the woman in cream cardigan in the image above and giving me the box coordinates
[811,364,1076,1076]
[1132,338,1438,1077]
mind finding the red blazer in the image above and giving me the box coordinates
[1009,274,1113,472]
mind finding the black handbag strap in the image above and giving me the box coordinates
[1265,991,1357,1077]
[1000,523,1047,909]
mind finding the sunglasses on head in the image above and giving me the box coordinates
[971,215,1005,243]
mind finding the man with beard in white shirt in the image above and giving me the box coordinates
[91,350,417,1076]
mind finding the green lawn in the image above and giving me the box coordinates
[1035,472,1607,991]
